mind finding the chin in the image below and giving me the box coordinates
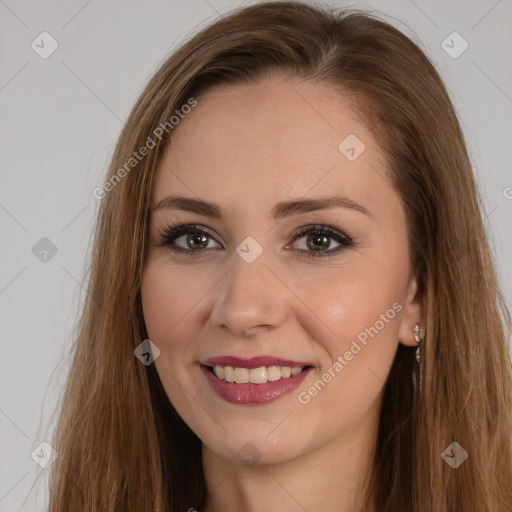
[203,430,304,467]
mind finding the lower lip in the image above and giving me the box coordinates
[201,365,313,405]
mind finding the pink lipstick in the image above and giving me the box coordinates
[200,355,314,405]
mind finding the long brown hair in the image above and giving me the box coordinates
[47,2,512,510]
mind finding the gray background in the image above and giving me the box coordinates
[1,0,511,510]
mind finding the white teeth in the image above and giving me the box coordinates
[281,366,292,378]
[224,366,234,382]
[214,366,225,379]
[266,366,282,381]
[212,365,306,384]
[249,367,267,384]
[233,367,249,384]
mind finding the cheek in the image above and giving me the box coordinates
[314,271,402,349]
[312,270,401,365]
[296,261,406,426]
[315,224,409,359]
[140,264,203,414]
[140,267,171,342]
[140,263,199,365]
[141,258,211,341]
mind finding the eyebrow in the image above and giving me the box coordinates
[150,194,372,220]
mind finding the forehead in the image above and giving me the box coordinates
[151,77,392,219]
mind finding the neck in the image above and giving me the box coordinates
[201,412,379,512]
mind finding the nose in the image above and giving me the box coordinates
[209,253,288,338]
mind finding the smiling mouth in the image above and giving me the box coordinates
[204,364,313,385]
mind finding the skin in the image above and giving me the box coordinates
[141,76,424,512]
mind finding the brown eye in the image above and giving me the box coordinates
[305,232,332,252]
[156,222,355,259]
[184,232,209,250]
[156,223,221,256]
[289,224,354,259]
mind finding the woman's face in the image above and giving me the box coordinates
[141,76,423,465]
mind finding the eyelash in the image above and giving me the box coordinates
[155,221,355,259]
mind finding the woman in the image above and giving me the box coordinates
[48,2,512,510]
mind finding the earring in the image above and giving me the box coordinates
[413,323,423,363]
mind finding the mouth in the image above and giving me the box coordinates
[200,363,315,405]
[202,364,313,384]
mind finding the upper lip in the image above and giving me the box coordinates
[202,355,313,369]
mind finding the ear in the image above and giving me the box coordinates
[398,271,425,347]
